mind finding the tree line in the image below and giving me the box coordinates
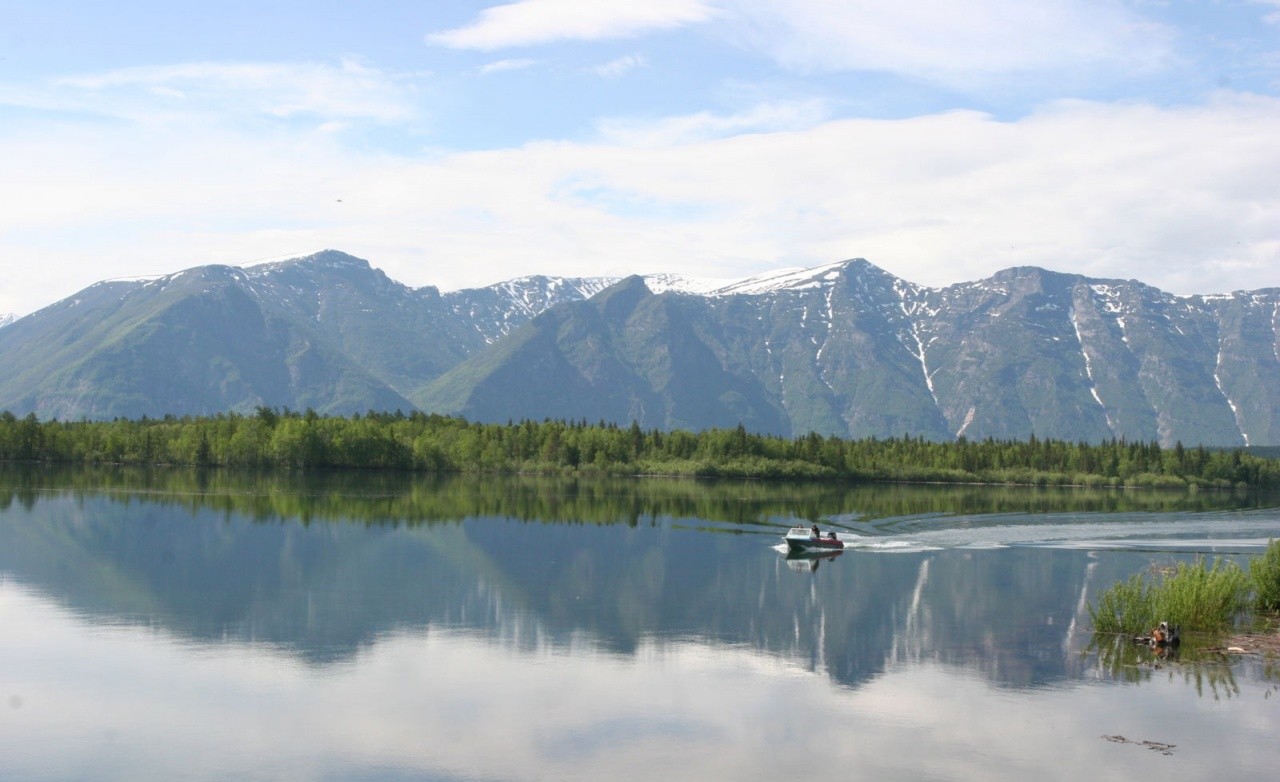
[1,408,1278,488]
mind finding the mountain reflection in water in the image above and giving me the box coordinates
[2,466,1279,781]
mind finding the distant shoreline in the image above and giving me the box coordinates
[3,410,1278,490]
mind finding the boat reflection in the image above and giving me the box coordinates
[784,549,844,572]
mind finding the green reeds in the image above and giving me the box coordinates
[1089,558,1250,634]
[1250,539,1280,611]
[1090,573,1155,634]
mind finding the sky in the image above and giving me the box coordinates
[1,1,1278,317]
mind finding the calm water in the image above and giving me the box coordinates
[2,467,1279,781]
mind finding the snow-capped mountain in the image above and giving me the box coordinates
[423,260,1280,446]
[442,274,619,345]
[2,250,1277,445]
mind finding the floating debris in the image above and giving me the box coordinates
[1102,735,1176,755]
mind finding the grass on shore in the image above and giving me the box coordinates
[1090,539,1280,635]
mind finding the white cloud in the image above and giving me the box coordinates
[426,0,717,50]
[3,91,1279,316]
[590,54,649,79]
[1253,0,1280,25]
[427,1,1173,88]
[719,0,1174,87]
[0,59,422,124]
[479,57,541,75]
[595,98,830,145]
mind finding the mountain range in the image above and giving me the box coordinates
[2,249,1277,446]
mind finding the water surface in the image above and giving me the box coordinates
[2,467,1278,780]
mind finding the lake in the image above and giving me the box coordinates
[2,466,1278,781]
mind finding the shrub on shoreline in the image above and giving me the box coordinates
[1251,538,1280,611]
[1091,540,1280,635]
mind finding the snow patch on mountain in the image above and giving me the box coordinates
[0,313,14,329]
[640,259,864,297]
[1070,305,1114,433]
[511,275,616,301]
[706,260,849,296]
[102,273,168,285]
[641,272,739,295]
[473,275,618,319]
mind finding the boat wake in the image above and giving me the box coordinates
[777,510,1280,555]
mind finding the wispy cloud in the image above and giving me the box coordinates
[428,1,1174,89]
[589,54,648,79]
[426,0,717,50]
[2,58,423,124]
[1254,0,1280,25]
[479,58,542,75]
[720,0,1174,87]
[595,99,829,145]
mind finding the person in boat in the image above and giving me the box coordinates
[811,523,821,539]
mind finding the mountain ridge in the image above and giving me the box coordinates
[2,250,1278,446]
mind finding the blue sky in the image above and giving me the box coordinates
[2,1,1278,316]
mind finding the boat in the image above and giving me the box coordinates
[783,526,845,553]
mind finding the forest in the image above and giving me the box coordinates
[1,408,1278,488]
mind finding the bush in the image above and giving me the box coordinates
[1157,559,1249,629]
[1089,558,1250,634]
[1250,539,1280,611]
[1124,472,1187,489]
[1089,573,1155,634]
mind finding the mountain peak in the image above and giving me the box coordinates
[246,250,373,278]
[487,273,617,300]
[596,275,652,313]
[641,272,739,295]
[690,258,880,297]
[986,266,1084,287]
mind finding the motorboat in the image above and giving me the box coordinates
[783,526,844,553]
